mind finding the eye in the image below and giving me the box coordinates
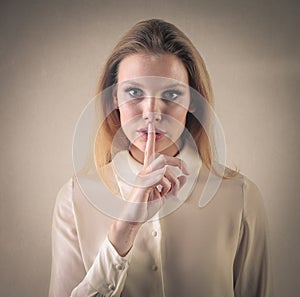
[161,89,183,100]
[126,87,144,99]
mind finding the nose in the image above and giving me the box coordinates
[142,97,162,123]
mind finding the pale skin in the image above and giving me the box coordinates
[108,53,191,256]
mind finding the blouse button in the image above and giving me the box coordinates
[152,230,158,237]
[151,264,158,271]
[116,263,124,270]
[108,284,115,291]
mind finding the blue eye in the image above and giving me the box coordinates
[161,89,182,100]
[126,87,144,98]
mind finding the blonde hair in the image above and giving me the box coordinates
[94,19,237,182]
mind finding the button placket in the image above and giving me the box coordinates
[148,219,161,275]
[151,217,161,239]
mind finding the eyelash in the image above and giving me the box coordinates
[125,87,183,100]
[161,89,183,100]
[125,87,144,98]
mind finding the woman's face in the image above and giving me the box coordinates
[116,53,190,162]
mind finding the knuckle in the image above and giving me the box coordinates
[167,179,172,189]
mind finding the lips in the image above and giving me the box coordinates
[137,127,166,141]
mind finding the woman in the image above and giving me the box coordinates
[49,19,272,296]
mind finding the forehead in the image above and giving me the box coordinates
[117,53,189,85]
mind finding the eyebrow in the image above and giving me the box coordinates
[119,80,187,89]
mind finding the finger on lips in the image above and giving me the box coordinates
[141,122,189,198]
[143,122,155,169]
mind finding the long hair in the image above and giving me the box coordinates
[94,19,236,182]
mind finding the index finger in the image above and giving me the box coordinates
[143,122,155,169]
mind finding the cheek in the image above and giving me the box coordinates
[168,107,188,124]
[119,105,139,125]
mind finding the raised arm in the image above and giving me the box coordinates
[49,179,131,297]
[49,124,189,296]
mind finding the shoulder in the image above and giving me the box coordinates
[55,177,74,201]
[241,175,266,221]
[53,177,75,221]
[56,177,74,198]
[219,167,266,219]
[214,165,265,211]
[220,169,268,230]
[218,166,263,200]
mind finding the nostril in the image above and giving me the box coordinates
[143,112,161,122]
[142,113,149,120]
[154,114,161,121]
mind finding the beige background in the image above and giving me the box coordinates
[0,0,299,296]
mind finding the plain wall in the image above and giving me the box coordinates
[0,0,299,296]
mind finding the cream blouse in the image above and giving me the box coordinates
[49,143,272,297]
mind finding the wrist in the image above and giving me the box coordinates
[108,220,142,257]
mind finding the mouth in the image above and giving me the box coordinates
[137,127,166,141]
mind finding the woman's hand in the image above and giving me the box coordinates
[109,122,189,256]
[127,122,188,220]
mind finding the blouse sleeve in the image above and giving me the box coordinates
[48,178,132,297]
[233,177,273,297]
